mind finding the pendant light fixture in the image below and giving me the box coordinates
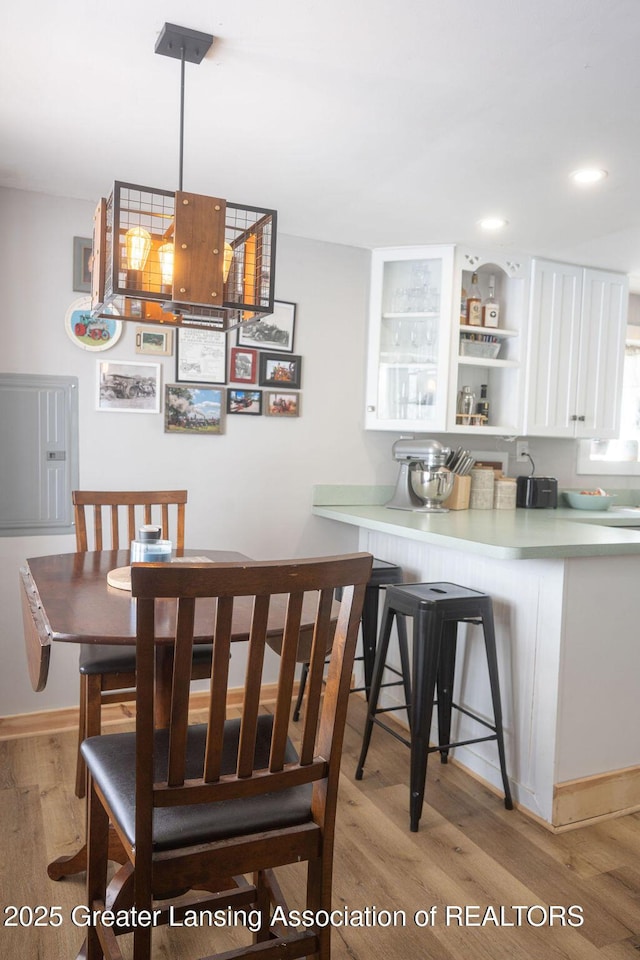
[90,23,277,332]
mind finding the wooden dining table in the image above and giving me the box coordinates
[20,548,334,885]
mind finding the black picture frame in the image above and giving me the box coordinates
[73,237,92,293]
[237,301,296,353]
[175,328,226,385]
[227,389,263,415]
[258,353,302,389]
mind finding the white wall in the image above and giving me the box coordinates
[0,187,394,717]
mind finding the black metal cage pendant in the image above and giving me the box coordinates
[89,25,277,332]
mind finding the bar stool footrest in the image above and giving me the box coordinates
[370,717,411,749]
[427,733,498,754]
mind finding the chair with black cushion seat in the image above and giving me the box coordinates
[81,552,372,960]
[73,490,191,798]
[356,581,513,831]
[292,558,404,721]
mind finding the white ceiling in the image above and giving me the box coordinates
[3,0,640,286]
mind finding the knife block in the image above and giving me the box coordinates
[443,474,471,510]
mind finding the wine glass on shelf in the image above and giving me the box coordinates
[391,287,408,313]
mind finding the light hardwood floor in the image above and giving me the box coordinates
[1,696,639,959]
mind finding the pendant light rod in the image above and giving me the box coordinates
[155,23,215,191]
[179,48,185,190]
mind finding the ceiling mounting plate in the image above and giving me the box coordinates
[154,23,214,64]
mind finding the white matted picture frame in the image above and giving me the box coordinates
[176,328,226,384]
[96,360,161,413]
[135,326,173,356]
[237,301,296,353]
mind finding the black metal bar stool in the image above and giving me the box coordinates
[355,581,513,831]
[293,559,404,721]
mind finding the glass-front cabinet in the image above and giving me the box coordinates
[365,246,454,431]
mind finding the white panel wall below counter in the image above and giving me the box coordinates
[341,525,640,829]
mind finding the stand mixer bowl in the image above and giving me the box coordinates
[386,437,454,512]
[409,460,454,512]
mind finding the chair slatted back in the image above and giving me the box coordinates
[72,490,187,555]
[131,554,372,825]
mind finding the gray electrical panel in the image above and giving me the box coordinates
[0,373,79,536]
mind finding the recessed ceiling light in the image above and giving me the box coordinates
[570,168,608,184]
[478,217,509,231]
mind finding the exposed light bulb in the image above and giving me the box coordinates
[158,242,174,290]
[125,227,152,271]
[223,242,234,283]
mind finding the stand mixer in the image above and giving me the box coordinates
[386,438,454,512]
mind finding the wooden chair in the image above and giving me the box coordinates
[81,552,372,960]
[73,490,190,798]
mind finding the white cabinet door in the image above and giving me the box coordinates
[525,260,627,438]
[575,269,627,438]
[365,245,454,431]
[525,259,583,437]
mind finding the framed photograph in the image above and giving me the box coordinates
[73,237,93,293]
[97,360,160,413]
[164,384,225,435]
[258,352,301,389]
[237,300,296,353]
[227,389,263,415]
[64,296,122,352]
[265,391,300,418]
[176,328,226,384]
[135,326,173,356]
[229,347,258,384]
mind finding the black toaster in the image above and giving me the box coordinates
[516,476,558,509]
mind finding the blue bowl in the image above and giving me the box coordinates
[563,492,615,511]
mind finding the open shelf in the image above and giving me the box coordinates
[457,356,519,368]
[459,323,518,338]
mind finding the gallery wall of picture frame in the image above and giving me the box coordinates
[65,276,302,431]
[168,301,302,426]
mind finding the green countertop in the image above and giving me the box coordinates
[312,486,640,560]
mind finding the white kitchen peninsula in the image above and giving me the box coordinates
[313,486,640,830]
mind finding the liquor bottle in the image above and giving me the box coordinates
[476,384,490,425]
[482,275,500,327]
[465,273,482,326]
[459,283,468,324]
